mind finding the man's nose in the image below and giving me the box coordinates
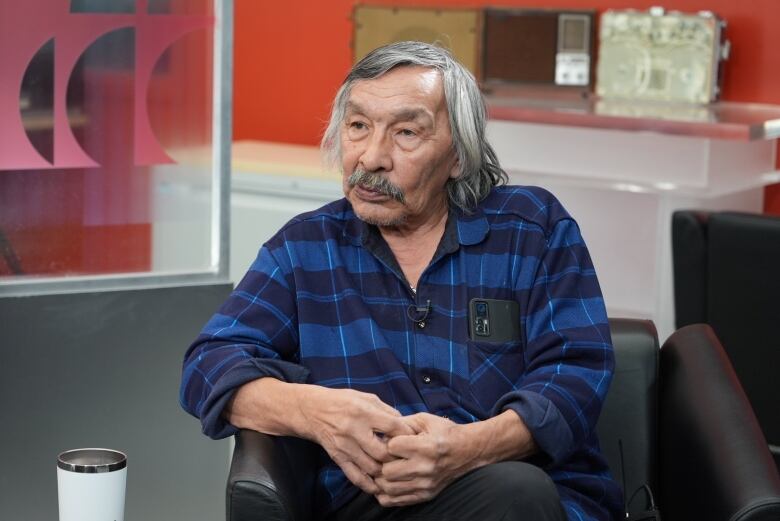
[358,131,392,172]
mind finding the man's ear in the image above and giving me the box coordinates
[448,156,461,179]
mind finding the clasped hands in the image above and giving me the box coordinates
[305,388,474,507]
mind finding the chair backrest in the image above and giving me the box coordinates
[597,318,659,514]
[672,210,780,461]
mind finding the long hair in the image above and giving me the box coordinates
[321,41,507,211]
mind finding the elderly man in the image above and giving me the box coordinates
[180,42,622,521]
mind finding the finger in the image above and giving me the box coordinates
[375,492,429,508]
[356,430,392,463]
[335,436,386,476]
[380,456,418,481]
[381,454,437,483]
[326,436,383,477]
[361,425,413,463]
[399,413,428,431]
[375,474,421,496]
[349,447,383,477]
[369,413,416,438]
[386,433,427,459]
[340,460,379,495]
[403,412,450,433]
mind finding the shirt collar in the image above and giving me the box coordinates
[454,205,489,246]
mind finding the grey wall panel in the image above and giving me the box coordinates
[0,283,233,521]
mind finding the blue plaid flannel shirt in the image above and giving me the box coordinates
[180,185,623,520]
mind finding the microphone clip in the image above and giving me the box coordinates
[407,299,432,326]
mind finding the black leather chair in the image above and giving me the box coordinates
[226,319,780,521]
[672,210,780,468]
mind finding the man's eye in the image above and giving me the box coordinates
[399,129,416,137]
[349,121,366,130]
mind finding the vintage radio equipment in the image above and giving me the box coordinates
[596,7,730,104]
[352,6,480,75]
[594,98,711,122]
[480,8,596,94]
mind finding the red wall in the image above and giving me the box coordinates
[233,0,780,214]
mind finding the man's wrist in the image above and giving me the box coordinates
[453,410,537,470]
[291,383,328,442]
[451,421,492,471]
[224,378,322,440]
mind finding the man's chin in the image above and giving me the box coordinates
[352,206,407,228]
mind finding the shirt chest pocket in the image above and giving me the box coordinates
[467,339,526,415]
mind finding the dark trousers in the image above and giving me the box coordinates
[328,461,568,521]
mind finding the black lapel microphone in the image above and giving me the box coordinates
[406,299,432,326]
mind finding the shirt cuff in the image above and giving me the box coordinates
[199,358,310,439]
[491,390,574,467]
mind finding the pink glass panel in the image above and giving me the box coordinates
[0,0,215,278]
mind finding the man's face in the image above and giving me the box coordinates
[340,66,459,228]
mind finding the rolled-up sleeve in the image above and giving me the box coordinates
[179,245,308,439]
[493,217,614,466]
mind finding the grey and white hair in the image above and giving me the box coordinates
[321,41,507,212]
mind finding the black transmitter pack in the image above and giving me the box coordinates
[468,298,521,343]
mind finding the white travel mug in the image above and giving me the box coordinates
[57,448,127,521]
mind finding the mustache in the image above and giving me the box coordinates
[347,169,405,203]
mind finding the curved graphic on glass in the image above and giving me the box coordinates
[0,0,214,170]
[67,27,136,167]
[147,27,213,164]
[0,0,218,281]
[20,38,56,165]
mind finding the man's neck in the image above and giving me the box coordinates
[378,205,449,290]
[379,206,448,241]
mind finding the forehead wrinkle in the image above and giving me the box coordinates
[345,100,434,128]
[392,108,433,125]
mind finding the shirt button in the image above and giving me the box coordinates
[422,375,432,384]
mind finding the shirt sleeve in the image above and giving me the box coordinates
[179,245,309,439]
[491,217,614,467]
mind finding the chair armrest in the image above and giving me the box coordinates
[600,318,660,513]
[227,430,318,521]
[659,325,780,521]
